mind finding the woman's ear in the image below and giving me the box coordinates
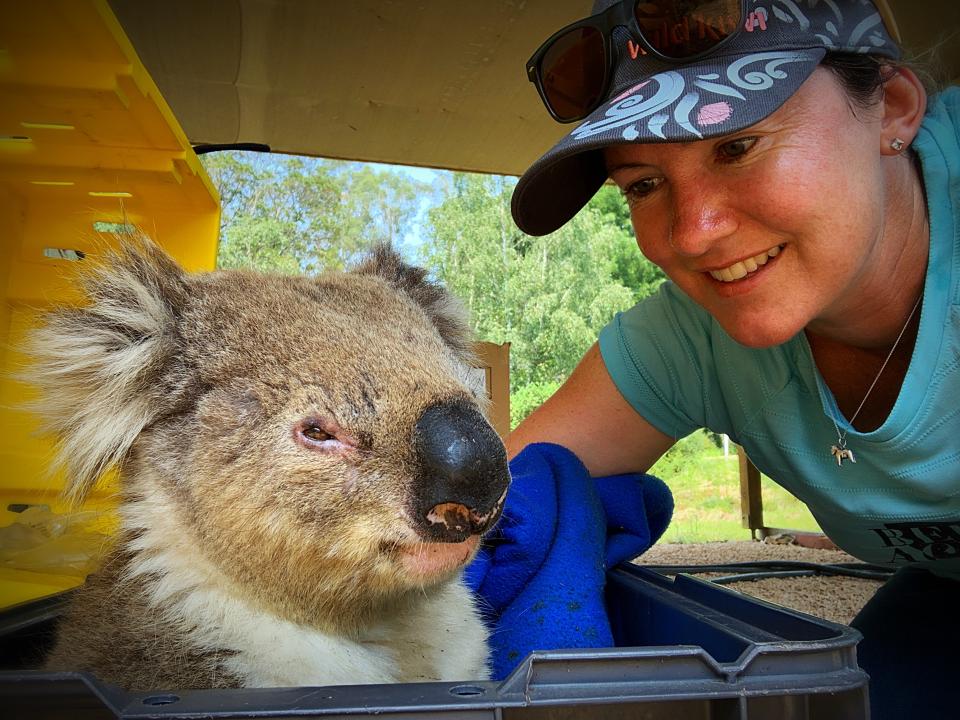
[880,67,927,155]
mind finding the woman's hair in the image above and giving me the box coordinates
[821,51,943,112]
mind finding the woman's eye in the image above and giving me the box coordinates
[622,176,663,202]
[301,425,333,442]
[717,136,757,162]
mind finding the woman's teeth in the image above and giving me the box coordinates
[709,245,782,282]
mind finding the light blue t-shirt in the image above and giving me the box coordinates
[599,88,960,580]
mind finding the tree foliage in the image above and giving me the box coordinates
[421,174,664,394]
[202,152,426,273]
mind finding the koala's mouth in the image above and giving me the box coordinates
[424,495,505,541]
[382,492,507,579]
[383,535,481,578]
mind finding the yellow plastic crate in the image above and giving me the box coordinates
[0,0,220,609]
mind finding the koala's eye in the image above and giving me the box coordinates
[301,425,333,442]
[294,417,355,453]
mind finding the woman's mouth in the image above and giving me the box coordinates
[708,245,783,283]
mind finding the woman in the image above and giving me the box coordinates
[508,0,958,716]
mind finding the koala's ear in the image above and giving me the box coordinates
[22,237,189,506]
[354,244,473,357]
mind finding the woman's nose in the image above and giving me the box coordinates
[667,181,738,257]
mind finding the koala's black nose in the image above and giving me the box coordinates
[412,399,510,543]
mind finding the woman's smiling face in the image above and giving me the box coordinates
[605,68,891,348]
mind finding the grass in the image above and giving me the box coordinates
[648,430,820,544]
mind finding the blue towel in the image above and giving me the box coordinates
[464,442,673,680]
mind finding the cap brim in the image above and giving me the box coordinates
[512,48,825,236]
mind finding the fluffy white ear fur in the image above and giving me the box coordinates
[21,238,188,506]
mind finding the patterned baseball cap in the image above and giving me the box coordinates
[512,0,901,236]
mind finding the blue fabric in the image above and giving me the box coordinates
[598,87,960,581]
[464,442,673,680]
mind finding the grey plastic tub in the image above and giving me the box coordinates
[0,564,869,719]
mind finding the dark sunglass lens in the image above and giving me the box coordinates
[634,0,742,58]
[539,25,606,121]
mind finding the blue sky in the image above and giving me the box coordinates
[394,165,443,184]
[383,163,448,254]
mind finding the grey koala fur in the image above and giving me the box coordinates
[23,237,509,690]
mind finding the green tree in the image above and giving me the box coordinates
[422,173,666,421]
[592,185,667,302]
[201,152,425,273]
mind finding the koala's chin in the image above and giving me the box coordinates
[375,527,488,589]
[25,238,509,690]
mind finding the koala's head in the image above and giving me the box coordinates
[25,238,509,626]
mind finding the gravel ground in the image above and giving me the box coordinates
[637,541,885,625]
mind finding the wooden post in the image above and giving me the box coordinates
[472,342,511,439]
[738,446,764,540]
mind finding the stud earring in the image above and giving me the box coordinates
[890,137,906,152]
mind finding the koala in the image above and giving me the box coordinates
[23,238,509,690]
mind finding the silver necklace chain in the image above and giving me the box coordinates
[829,295,922,467]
